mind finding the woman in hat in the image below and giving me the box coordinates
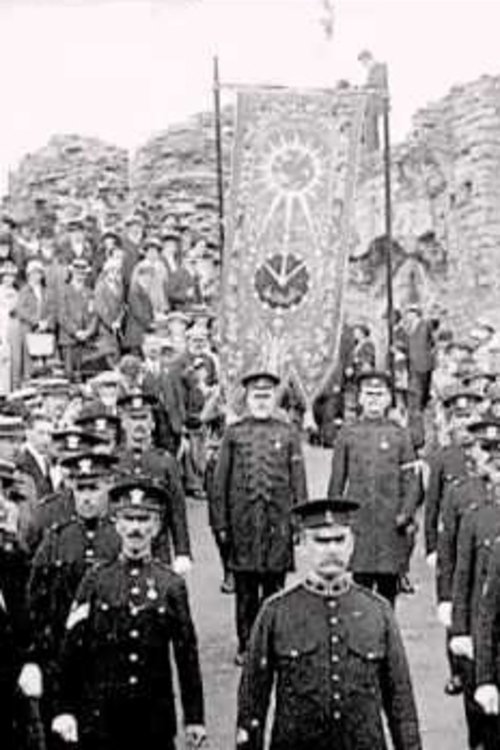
[94,257,124,366]
[0,262,20,394]
[16,259,52,384]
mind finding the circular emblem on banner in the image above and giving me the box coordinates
[254,253,310,310]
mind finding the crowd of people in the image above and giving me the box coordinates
[2,197,500,748]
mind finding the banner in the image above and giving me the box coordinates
[220,86,368,407]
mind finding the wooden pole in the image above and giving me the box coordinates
[213,56,225,266]
[382,73,396,405]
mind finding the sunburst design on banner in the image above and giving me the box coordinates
[220,87,368,408]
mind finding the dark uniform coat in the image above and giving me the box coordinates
[475,540,500,687]
[327,418,419,575]
[55,558,204,750]
[27,517,121,685]
[24,487,75,555]
[211,416,308,573]
[424,443,467,556]
[237,578,422,750]
[452,498,500,638]
[116,448,191,562]
[436,474,487,603]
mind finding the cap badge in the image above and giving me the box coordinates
[67,435,80,450]
[380,438,389,451]
[130,488,144,506]
[96,418,107,432]
[325,510,335,525]
[457,397,467,409]
[79,458,93,474]
[487,426,498,439]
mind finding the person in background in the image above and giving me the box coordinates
[94,256,124,367]
[404,303,436,413]
[0,262,20,394]
[58,259,97,379]
[16,259,53,383]
[328,371,419,607]
[123,261,155,357]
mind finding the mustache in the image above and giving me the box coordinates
[127,531,145,539]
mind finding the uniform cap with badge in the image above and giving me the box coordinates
[241,369,280,390]
[52,427,108,457]
[60,451,118,485]
[109,477,164,515]
[442,388,483,414]
[293,498,359,528]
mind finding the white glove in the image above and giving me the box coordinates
[449,635,474,659]
[173,555,192,576]
[236,727,250,746]
[185,724,207,748]
[475,684,499,715]
[52,714,78,743]
[17,663,43,698]
[437,601,452,628]
[426,552,437,569]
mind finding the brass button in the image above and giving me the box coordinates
[333,711,341,721]
[129,653,139,663]
[130,587,141,596]
[331,655,340,663]
[331,635,339,644]
[332,674,340,682]
[330,617,338,625]
[129,675,138,686]
[130,569,140,577]
[333,692,341,701]
[129,630,139,639]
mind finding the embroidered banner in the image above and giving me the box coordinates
[220,86,367,407]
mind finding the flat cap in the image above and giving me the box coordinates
[294,498,359,528]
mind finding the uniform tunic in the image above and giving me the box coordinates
[27,516,121,686]
[212,416,308,573]
[56,557,204,750]
[237,578,422,750]
[476,540,500,687]
[424,443,467,556]
[327,418,419,575]
[436,475,487,603]
[452,499,500,638]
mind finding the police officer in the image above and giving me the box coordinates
[51,477,206,750]
[425,389,484,567]
[212,369,308,663]
[117,391,191,573]
[327,371,419,606]
[26,451,121,734]
[450,434,500,750]
[236,498,422,750]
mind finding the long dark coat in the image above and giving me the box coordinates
[452,499,500,638]
[328,418,419,575]
[211,416,308,573]
[237,581,422,750]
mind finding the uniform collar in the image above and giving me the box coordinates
[303,572,352,598]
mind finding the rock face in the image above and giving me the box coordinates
[8,134,129,228]
[6,74,500,332]
[350,74,500,334]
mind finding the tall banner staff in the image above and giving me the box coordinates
[382,65,396,405]
[213,55,225,267]
[359,49,396,403]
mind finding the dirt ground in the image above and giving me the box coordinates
[180,445,466,749]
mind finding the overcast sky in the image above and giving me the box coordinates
[1,0,500,195]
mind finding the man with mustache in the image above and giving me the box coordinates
[236,498,422,750]
[52,477,206,750]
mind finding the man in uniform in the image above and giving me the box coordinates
[212,369,308,664]
[117,391,191,573]
[425,389,484,568]
[51,477,206,750]
[26,451,121,736]
[450,434,500,750]
[236,498,422,750]
[327,371,419,606]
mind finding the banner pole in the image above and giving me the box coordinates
[213,55,225,269]
[382,76,396,405]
